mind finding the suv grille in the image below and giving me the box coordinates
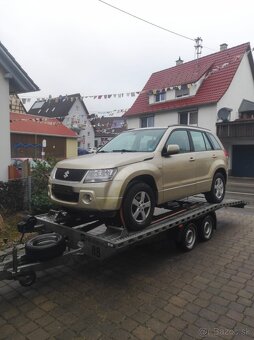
[55,168,87,182]
[52,184,79,203]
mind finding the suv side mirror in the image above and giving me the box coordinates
[166,144,180,155]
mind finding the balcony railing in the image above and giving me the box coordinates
[216,119,254,138]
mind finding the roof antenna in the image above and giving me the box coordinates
[195,37,203,58]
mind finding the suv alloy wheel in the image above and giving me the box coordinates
[122,182,155,231]
[205,172,225,203]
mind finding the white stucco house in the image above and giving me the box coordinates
[125,43,254,177]
[0,41,39,181]
[29,94,94,151]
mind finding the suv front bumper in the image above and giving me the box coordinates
[48,180,123,211]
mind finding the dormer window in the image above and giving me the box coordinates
[155,91,166,102]
[175,84,189,98]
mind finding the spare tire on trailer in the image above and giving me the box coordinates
[25,233,66,261]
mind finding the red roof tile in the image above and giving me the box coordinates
[10,112,77,138]
[125,43,251,117]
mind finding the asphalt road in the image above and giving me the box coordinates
[226,177,254,212]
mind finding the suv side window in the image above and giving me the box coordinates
[202,132,213,150]
[207,132,222,150]
[190,131,206,152]
[166,130,190,153]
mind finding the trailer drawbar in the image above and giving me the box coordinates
[0,198,246,287]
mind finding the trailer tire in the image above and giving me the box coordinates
[198,214,215,241]
[25,233,66,261]
[177,223,197,252]
[18,271,36,287]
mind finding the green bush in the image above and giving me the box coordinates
[31,158,57,214]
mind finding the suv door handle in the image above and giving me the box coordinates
[189,157,195,161]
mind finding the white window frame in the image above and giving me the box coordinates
[155,91,166,103]
[175,84,190,98]
[140,116,154,128]
[179,111,198,126]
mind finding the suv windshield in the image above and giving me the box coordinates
[98,128,166,153]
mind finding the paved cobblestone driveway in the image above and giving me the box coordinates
[1,208,254,339]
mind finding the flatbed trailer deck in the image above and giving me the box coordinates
[0,198,246,286]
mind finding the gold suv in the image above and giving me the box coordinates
[49,126,228,230]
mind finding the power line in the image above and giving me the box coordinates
[98,0,194,42]
[98,0,216,53]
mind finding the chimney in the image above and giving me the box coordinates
[220,43,228,51]
[176,57,183,66]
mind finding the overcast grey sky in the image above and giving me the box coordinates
[1,0,254,114]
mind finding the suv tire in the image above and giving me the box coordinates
[205,172,225,203]
[122,182,155,231]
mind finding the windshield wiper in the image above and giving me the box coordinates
[112,149,136,152]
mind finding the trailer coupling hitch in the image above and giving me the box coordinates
[17,215,37,242]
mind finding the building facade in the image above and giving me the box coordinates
[125,43,254,177]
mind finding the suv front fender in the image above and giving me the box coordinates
[115,162,163,203]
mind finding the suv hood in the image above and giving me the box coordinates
[56,152,154,169]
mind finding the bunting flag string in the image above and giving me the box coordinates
[18,82,198,105]
[18,91,142,105]
[83,91,141,100]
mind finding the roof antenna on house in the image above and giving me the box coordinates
[195,37,203,58]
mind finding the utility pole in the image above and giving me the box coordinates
[195,37,203,58]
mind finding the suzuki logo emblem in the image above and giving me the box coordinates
[63,170,70,179]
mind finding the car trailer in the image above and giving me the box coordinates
[0,198,246,287]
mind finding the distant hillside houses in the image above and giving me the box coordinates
[89,115,127,148]
[28,94,95,150]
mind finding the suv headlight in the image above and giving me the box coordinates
[84,168,117,183]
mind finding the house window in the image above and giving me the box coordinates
[179,111,198,126]
[88,132,90,136]
[155,91,166,102]
[140,116,154,128]
[175,84,189,98]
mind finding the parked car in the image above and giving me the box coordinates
[88,147,97,153]
[48,126,228,231]
[78,148,89,156]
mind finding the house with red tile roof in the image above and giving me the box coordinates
[28,93,95,151]
[10,112,77,160]
[125,43,254,177]
[89,115,127,148]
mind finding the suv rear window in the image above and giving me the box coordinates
[190,131,206,152]
[207,132,222,150]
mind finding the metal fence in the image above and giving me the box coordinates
[0,176,32,214]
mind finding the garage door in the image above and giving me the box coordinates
[232,145,254,177]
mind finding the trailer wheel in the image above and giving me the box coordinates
[122,182,155,231]
[198,214,215,241]
[18,271,36,287]
[25,233,66,261]
[177,223,197,251]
